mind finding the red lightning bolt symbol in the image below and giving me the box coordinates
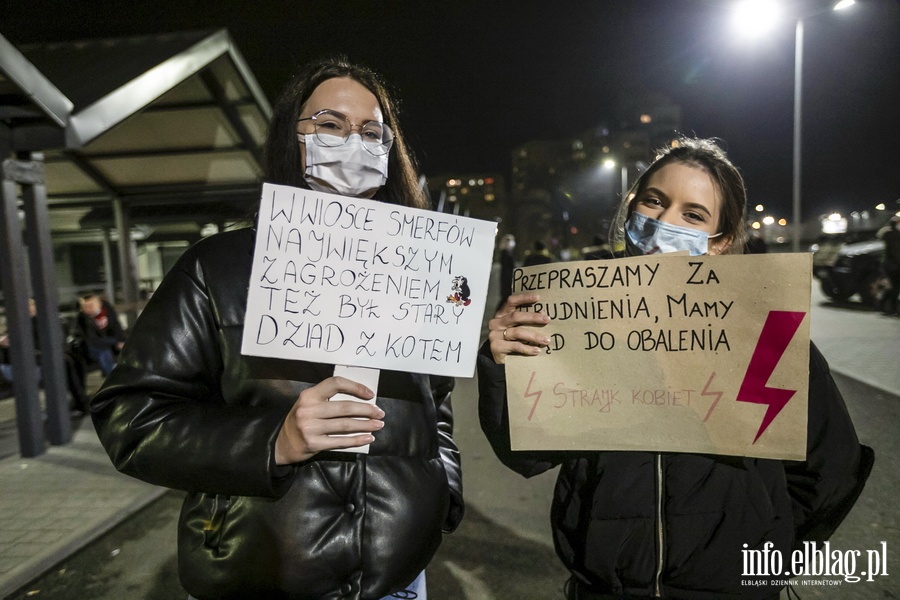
[737,310,806,443]
[701,372,722,422]
[525,371,542,421]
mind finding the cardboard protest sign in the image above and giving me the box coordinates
[504,253,812,460]
[241,183,497,378]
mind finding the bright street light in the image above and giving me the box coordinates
[732,1,782,36]
[602,159,629,201]
[735,0,856,251]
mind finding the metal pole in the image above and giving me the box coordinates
[21,156,71,445]
[101,227,115,303]
[0,161,45,457]
[620,164,629,201]
[792,19,804,253]
[112,197,139,326]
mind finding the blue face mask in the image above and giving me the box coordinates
[625,211,721,256]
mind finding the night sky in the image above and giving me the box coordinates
[3,0,899,222]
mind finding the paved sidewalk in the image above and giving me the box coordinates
[0,417,165,599]
[807,282,900,396]
[0,276,896,599]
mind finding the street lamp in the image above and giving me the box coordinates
[734,0,855,251]
[603,159,629,202]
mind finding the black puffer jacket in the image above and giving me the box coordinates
[478,342,872,599]
[91,228,464,600]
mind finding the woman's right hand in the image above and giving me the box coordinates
[275,376,384,465]
[488,292,551,365]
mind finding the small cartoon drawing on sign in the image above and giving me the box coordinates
[446,275,472,307]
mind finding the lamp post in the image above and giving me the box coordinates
[603,158,628,202]
[735,0,855,252]
[792,17,803,252]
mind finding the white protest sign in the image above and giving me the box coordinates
[241,183,497,377]
[505,253,812,460]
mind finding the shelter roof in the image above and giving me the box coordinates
[0,28,270,233]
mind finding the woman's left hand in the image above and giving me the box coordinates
[487,292,551,365]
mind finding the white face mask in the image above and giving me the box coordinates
[301,133,388,197]
[625,211,722,256]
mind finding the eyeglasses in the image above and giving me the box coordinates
[297,109,394,156]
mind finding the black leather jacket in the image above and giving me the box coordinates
[91,228,464,600]
[478,342,873,599]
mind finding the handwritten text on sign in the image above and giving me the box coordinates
[504,253,812,460]
[241,183,497,377]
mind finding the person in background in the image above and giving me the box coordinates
[879,215,900,316]
[76,292,126,376]
[580,233,614,260]
[522,239,554,267]
[496,233,517,311]
[1,297,90,412]
[0,298,42,389]
[479,138,873,600]
[90,57,463,600]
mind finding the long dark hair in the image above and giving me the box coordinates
[610,137,748,254]
[263,57,428,210]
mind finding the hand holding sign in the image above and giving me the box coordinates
[487,292,550,364]
[274,376,382,464]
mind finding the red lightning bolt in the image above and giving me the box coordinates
[737,310,806,443]
[701,372,722,422]
[525,371,542,421]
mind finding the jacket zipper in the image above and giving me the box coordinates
[654,453,664,598]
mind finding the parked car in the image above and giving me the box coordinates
[813,234,885,306]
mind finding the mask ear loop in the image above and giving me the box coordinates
[708,232,731,255]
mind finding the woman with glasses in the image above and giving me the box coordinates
[478,138,873,600]
[91,57,461,600]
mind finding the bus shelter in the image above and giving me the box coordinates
[0,29,270,456]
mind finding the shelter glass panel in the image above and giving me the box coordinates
[92,151,260,185]
[151,76,213,106]
[84,107,239,153]
[238,105,267,145]
[44,160,105,195]
[210,56,251,102]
